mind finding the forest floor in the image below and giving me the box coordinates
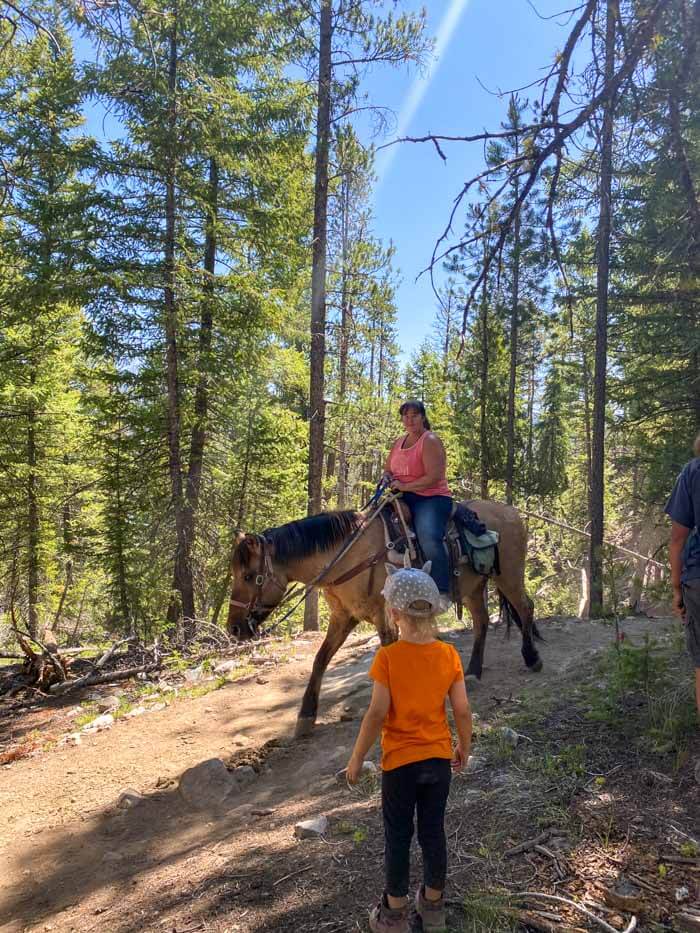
[0,613,698,933]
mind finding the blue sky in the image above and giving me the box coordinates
[75,0,571,365]
[362,0,573,362]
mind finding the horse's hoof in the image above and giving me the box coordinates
[465,674,480,684]
[529,659,543,673]
[294,717,315,739]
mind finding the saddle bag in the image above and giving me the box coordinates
[458,527,500,576]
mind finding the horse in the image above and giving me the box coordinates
[226,499,541,738]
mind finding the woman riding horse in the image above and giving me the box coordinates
[226,483,543,737]
[384,400,451,605]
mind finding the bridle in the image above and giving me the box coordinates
[229,485,398,638]
[229,535,287,635]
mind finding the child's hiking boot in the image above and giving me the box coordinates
[369,895,409,933]
[415,886,446,932]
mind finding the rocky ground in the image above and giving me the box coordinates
[0,614,698,933]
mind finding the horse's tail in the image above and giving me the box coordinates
[498,591,520,639]
[498,592,544,641]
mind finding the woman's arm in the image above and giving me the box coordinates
[346,682,391,782]
[393,433,447,492]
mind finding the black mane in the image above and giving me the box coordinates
[262,510,363,564]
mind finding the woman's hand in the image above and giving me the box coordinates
[391,480,407,492]
[346,754,363,785]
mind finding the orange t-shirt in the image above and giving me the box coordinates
[369,639,464,771]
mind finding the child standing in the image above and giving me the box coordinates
[346,566,472,933]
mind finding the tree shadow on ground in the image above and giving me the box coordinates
[0,716,384,932]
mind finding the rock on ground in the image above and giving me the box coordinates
[179,758,257,810]
[294,815,328,839]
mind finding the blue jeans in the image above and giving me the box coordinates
[402,492,452,594]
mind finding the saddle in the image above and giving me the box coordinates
[327,494,500,610]
[379,498,500,582]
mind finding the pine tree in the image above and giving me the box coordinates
[0,17,100,638]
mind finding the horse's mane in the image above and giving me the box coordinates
[261,510,363,564]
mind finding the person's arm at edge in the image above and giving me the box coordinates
[346,681,391,782]
[670,519,690,619]
[448,678,472,772]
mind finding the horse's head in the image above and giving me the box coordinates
[226,532,289,640]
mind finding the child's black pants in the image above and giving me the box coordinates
[381,757,451,897]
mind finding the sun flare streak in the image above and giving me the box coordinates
[375,0,472,190]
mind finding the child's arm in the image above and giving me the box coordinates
[346,682,391,783]
[448,678,472,772]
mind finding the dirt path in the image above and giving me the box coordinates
[0,615,688,932]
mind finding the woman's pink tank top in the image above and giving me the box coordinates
[388,432,451,498]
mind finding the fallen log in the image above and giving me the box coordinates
[515,892,637,933]
[504,830,552,857]
[515,910,578,933]
[49,662,162,695]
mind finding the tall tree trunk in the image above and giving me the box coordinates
[27,380,39,638]
[163,9,196,631]
[581,343,593,513]
[180,157,219,628]
[505,159,521,505]
[236,405,255,529]
[588,0,616,617]
[337,173,350,509]
[304,0,333,632]
[526,341,535,484]
[479,259,490,499]
[186,157,217,512]
[113,425,132,633]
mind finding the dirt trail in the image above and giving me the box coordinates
[0,615,684,933]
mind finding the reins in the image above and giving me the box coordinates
[255,485,400,638]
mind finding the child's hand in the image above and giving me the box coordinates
[451,745,468,772]
[346,754,363,784]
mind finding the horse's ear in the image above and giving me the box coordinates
[421,560,432,574]
[230,531,246,568]
[384,563,398,576]
[243,534,262,555]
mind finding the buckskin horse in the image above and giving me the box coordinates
[226,499,541,738]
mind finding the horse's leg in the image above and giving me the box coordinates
[463,583,489,680]
[295,611,359,738]
[497,581,541,672]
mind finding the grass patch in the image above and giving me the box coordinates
[179,675,229,700]
[476,729,517,764]
[527,743,587,780]
[74,705,99,729]
[135,682,160,698]
[226,664,256,683]
[457,891,517,932]
[582,637,696,764]
[646,684,697,759]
